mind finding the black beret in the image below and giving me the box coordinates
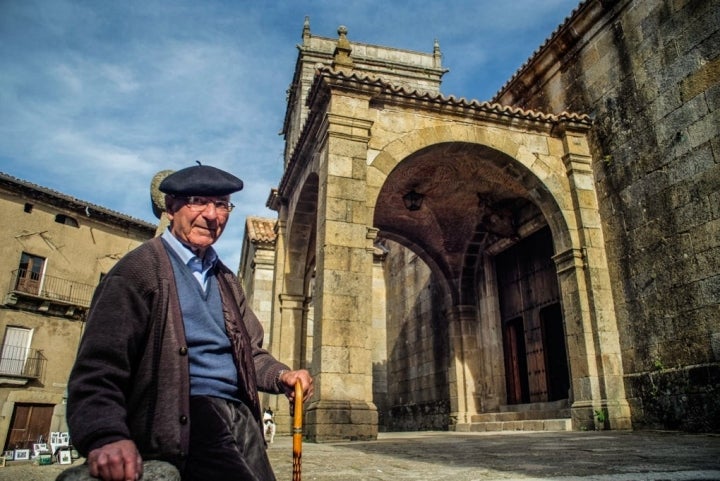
[159,164,244,196]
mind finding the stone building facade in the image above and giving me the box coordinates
[0,172,155,451]
[245,0,718,440]
[494,0,719,432]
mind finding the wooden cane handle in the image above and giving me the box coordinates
[292,380,303,481]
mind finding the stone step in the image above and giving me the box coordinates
[498,399,569,412]
[469,418,572,432]
[471,408,571,423]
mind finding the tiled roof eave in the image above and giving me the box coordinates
[251,239,276,249]
[246,216,277,244]
[0,172,157,234]
[491,0,624,102]
[318,67,592,126]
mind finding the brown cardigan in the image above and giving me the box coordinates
[67,237,288,465]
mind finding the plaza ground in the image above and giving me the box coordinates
[1,430,719,481]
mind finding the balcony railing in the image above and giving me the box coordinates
[10,269,95,308]
[0,345,47,379]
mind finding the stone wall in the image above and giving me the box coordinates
[384,241,450,431]
[495,0,720,431]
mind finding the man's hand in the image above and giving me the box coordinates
[87,439,143,481]
[278,369,314,402]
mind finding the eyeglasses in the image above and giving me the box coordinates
[179,196,235,213]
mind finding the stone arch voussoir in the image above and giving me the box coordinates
[370,124,577,253]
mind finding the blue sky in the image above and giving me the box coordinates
[0,0,581,269]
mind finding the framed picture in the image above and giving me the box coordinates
[1,451,12,461]
[0,456,5,467]
[50,432,60,445]
[33,443,48,456]
[59,449,72,465]
[13,449,30,461]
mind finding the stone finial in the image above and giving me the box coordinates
[302,16,310,42]
[433,38,442,68]
[332,25,354,70]
[150,169,174,236]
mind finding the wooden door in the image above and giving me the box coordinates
[4,403,54,450]
[503,317,529,404]
[496,227,565,404]
[16,253,44,295]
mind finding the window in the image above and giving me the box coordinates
[15,253,45,296]
[0,327,33,376]
[54,214,79,228]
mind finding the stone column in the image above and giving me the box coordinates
[265,217,300,432]
[304,109,378,441]
[476,255,505,413]
[447,305,481,429]
[557,125,632,430]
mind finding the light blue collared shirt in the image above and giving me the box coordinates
[161,229,218,291]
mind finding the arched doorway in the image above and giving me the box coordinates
[373,141,573,430]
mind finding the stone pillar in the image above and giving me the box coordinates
[249,244,277,348]
[369,230,389,429]
[476,255,505,413]
[447,305,481,429]
[267,292,306,432]
[557,126,632,430]
[265,217,296,432]
[304,109,378,441]
[268,218,287,355]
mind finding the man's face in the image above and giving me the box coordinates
[166,195,231,254]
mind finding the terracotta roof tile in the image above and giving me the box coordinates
[246,216,277,245]
[313,66,592,123]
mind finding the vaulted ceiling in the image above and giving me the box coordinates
[374,141,545,293]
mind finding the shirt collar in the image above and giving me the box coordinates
[161,229,218,270]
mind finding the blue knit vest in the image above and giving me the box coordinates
[167,249,239,401]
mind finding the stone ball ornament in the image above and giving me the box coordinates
[150,170,175,219]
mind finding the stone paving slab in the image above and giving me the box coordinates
[1,430,719,481]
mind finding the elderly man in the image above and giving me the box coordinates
[65,164,312,481]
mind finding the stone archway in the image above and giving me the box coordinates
[369,123,631,431]
[271,57,631,439]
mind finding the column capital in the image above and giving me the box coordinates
[278,293,306,310]
[324,113,373,143]
[552,247,586,274]
[562,152,594,176]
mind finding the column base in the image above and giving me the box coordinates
[571,399,632,431]
[305,400,378,442]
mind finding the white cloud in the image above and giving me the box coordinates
[0,0,581,269]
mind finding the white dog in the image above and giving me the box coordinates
[263,408,276,444]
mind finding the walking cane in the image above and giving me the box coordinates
[292,380,303,481]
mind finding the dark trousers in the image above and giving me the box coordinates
[183,396,276,481]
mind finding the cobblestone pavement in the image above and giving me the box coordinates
[1,430,719,481]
